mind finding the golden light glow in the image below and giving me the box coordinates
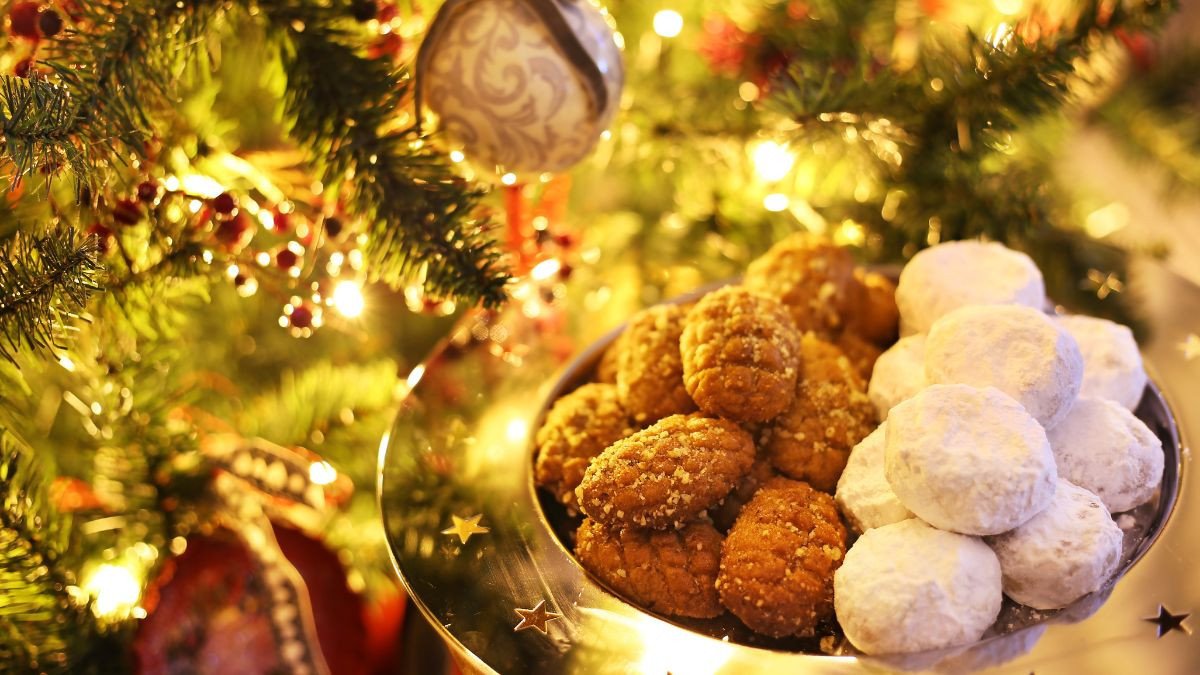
[84,564,142,619]
[308,460,337,486]
[1085,202,1130,238]
[751,141,795,182]
[993,0,1024,15]
[636,614,732,675]
[530,258,562,281]
[500,172,518,186]
[653,10,683,38]
[58,356,76,372]
[332,280,366,318]
[450,150,465,163]
[834,219,866,247]
[179,174,225,199]
[763,193,790,212]
[505,418,529,443]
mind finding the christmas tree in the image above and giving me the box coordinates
[0,0,1195,671]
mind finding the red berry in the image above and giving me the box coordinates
[9,2,40,40]
[275,248,299,269]
[37,7,62,37]
[13,57,35,78]
[376,3,398,23]
[112,199,142,225]
[323,216,343,238]
[215,213,254,251]
[269,211,290,233]
[87,222,114,253]
[212,192,237,215]
[367,32,403,59]
[136,180,161,203]
[289,305,314,328]
[351,0,376,22]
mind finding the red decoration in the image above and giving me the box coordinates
[212,192,238,215]
[136,180,161,203]
[289,304,314,329]
[13,57,35,78]
[87,222,115,253]
[112,199,143,226]
[699,16,752,77]
[215,212,255,251]
[8,2,41,41]
[276,248,299,270]
[269,210,291,233]
[1116,29,1157,73]
[37,7,62,37]
[134,527,371,675]
[322,216,343,239]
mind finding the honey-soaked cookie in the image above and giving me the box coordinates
[535,383,633,509]
[764,334,876,492]
[717,478,848,637]
[615,304,696,424]
[594,330,625,384]
[743,233,856,335]
[577,413,756,529]
[841,269,900,345]
[709,454,777,532]
[576,518,724,619]
[680,287,801,423]
[834,330,883,382]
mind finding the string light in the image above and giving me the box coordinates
[763,193,790,212]
[331,280,366,318]
[653,10,683,39]
[308,460,338,486]
[500,172,518,185]
[751,141,795,182]
[84,564,142,619]
[530,258,562,281]
[505,418,529,443]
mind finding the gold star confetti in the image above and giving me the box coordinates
[441,514,489,544]
[1145,605,1191,638]
[1081,269,1125,300]
[1180,334,1200,361]
[514,600,561,634]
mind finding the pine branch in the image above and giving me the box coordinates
[0,77,88,190]
[0,431,123,674]
[2,0,222,190]
[0,226,102,363]
[257,0,510,307]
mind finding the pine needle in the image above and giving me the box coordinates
[0,227,102,363]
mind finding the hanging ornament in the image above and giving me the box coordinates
[417,0,624,178]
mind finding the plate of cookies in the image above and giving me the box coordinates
[380,233,1191,674]
[532,234,1178,661]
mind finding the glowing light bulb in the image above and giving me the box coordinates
[332,280,366,318]
[530,258,562,281]
[500,172,518,186]
[506,418,529,443]
[752,141,795,182]
[653,9,683,38]
[85,564,141,619]
[450,150,465,163]
[308,460,337,486]
[763,193,790,212]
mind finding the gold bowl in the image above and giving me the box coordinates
[380,273,1195,674]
